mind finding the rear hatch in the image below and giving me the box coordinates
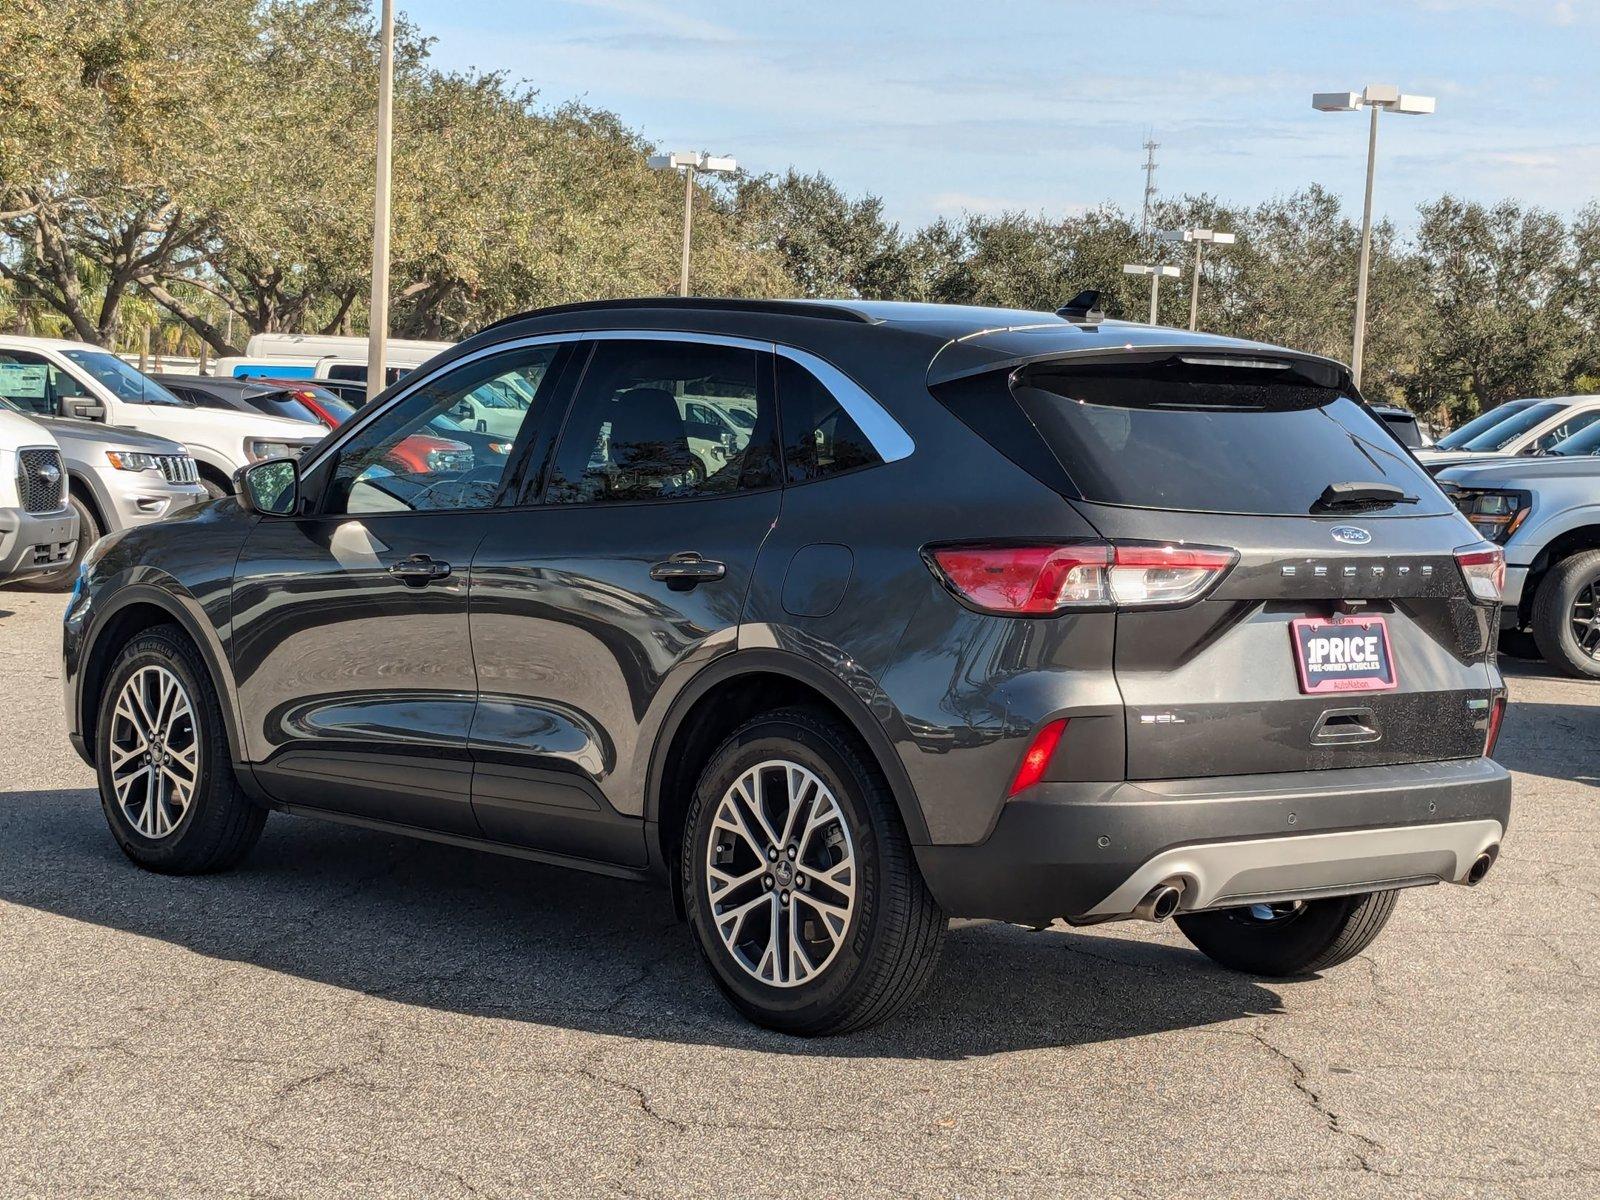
[938,349,1500,780]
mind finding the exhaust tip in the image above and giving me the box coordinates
[1133,882,1184,922]
[1465,846,1498,886]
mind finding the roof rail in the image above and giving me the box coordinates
[474,296,875,337]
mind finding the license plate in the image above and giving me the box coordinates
[1290,616,1397,694]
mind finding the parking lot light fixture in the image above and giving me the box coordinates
[1160,229,1236,331]
[1313,83,1436,387]
[1123,263,1182,324]
[648,150,739,297]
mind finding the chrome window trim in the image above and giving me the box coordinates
[301,328,914,475]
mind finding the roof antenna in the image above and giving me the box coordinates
[1057,290,1104,324]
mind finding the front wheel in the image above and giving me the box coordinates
[1175,890,1398,977]
[1531,549,1600,678]
[95,624,267,873]
[682,709,946,1035]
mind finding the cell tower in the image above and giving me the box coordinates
[1140,134,1159,240]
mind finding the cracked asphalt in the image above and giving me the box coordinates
[1,585,1596,1199]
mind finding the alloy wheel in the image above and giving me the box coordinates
[704,759,857,988]
[108,665,199,839]
[1569,579,1600,660]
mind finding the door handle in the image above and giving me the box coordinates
[389,554,453,586]
[649,551,726,590]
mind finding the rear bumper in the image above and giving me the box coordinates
[913,757,1511,925]
[1500,564,1529,626]
[0,507,78,577]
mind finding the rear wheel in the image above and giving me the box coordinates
[94,624,266,873]
[682,708,945,1035]
[1175,890,1398,977]
[1531,549,1600,679]
[11,493,98,592]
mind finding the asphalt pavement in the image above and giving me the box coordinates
[1,585,1595,1198]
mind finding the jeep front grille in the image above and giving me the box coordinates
[17,447,66,513]
[156,454,199,485]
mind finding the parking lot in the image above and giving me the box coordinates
[0,584,1595,1199]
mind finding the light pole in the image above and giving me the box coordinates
[365,0,395,404]
[1161,229,1235,331]
[648,150,738,296]
[1122,263,1181,325]
[1313,84,1435,388]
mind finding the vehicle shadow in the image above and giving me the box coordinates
[0,786,1284,1058]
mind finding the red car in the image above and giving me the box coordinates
[253,379,472,474]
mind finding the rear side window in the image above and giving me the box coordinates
[776,356,881,483]
[1011,359,1450,516]
[544,339,779,505]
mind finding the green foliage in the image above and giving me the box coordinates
[1,0,1596,422]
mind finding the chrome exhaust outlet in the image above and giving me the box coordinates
[1464,846,1498,886]
[1132,882,1183,922]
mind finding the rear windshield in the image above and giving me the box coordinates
[249,391,324,425]
[1435,400,1537,450]
[1446,400,1565,452]
[1012,360,1449,516]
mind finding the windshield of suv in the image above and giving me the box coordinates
[1448,401,1566,452]
[62,350,186,406]
[1010,359,1449,516]
[1434,400,1536,450]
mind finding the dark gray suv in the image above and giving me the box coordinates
[62,299,1512,1034]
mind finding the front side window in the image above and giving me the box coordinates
[324,347,559,515]
[60,350,185,406]
[0,351,57,415]
[776,355,881,483]
[1530,408,1600,454]
[544,340,776,505]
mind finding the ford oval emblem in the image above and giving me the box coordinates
[1331,526,1371,545]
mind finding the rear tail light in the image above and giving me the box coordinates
[1009,718,1068,796]
[1483,694,1507,757]
[1454,544,1505,605]
[926,541,1237,615]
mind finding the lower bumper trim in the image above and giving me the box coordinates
[1084,818,1504,917]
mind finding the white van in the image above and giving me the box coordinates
[213,333,451,389]
[0,336,326,498]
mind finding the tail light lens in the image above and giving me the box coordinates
[1454,544,1505,605]
[1483,694,1507,757]
[926,541,1237,615]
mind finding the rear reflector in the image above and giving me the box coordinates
[1484,694,1507,757]
[1454,544,1505,604]
[926,540,1236,615]
[1009,718,1068,796]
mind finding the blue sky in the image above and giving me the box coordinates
[402,0,1600,230]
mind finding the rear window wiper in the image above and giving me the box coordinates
[1311,481,1419,513]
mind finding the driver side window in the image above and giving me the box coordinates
[324,346,560,516]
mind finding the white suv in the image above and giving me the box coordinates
[0,407,78,582]
[0,336,326,497]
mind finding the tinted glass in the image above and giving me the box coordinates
[1456,401,1567,452]
[776,356,880,483]
[243,391,324,425]
[61,350,185,406]
[1529,407,1600,453]
[325,347,558,515]
[1017,361,1449,516]
[545,340,776,504]
[1545,417,1600,456]
[1435,400,1534,450]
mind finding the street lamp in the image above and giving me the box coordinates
[1122,263,1181,325]
[1313,84,1436,388]
[648,150,739,297]
[365,0,396,404]
[1160,229,1235,331]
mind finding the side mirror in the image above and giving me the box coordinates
[235,457,299,516]
[63,399,106,421]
